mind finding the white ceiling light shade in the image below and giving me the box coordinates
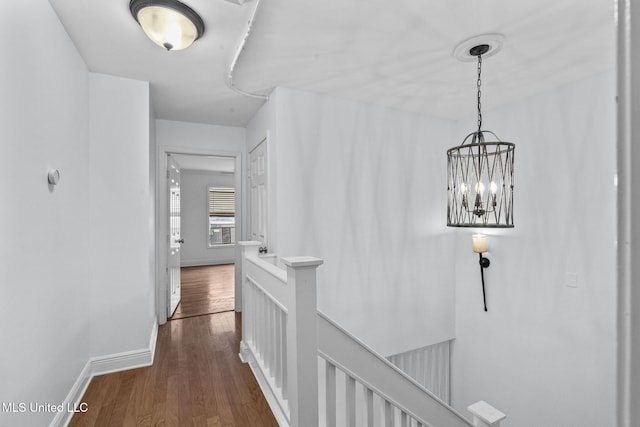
[129,0,205,51]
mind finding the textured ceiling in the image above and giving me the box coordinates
[49,0,615,127]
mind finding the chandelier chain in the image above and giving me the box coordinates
[477,54,483,134]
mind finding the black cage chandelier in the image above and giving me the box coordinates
[447,43,515,228]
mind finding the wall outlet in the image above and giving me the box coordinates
[566,272,578,288]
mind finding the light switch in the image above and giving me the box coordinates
[566,272,578,288]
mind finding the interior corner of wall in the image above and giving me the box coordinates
[149,317,159,363]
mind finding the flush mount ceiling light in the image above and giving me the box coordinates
[447,37,515,228]
[129,0,205,51]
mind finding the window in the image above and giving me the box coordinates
[208,187,235,246]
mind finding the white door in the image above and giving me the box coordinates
[167,155,182,317]
[249,139,269,249]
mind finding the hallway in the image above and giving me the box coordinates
[69,312,277,426]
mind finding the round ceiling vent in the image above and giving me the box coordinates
[453,34,506,62]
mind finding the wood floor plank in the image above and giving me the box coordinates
[165,374,179,427]
[70,312,277,426]
[70,267,277,426]
[170,265,235,320]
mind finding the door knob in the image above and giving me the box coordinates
[176,239,184,244]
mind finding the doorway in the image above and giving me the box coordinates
[157,148,243,324]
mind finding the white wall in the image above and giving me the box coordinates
[156,120,246,153]
[0,2,91,426]
[180,170,235,266]
[89,73,156,357]
[270,87,457,356]
[450,72,617,426]
[263,78,617,424]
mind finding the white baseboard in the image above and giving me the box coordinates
[49,360,92,427]
[91,320,158,376]
[51,320,158,427]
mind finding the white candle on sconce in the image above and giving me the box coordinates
[472,234,488,253]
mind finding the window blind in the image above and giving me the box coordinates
[209,188,235,216]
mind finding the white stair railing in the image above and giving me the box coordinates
[317,313,472,427]
[237,241,505,427]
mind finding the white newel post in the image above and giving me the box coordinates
[467,401,506,427]
[237,241,262,361]
[282,256,324,427]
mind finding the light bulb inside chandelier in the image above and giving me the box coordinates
[447,43,515,228]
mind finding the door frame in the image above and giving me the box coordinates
[156,145,243,324]
[167,154,183,318]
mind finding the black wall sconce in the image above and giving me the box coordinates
[472,234,490,312]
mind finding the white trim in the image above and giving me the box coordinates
[467,400,506,425]
[239,340,290,426]
[91,348,153,377]
[49,361,92,427]
[387,340,452,404]
[50,320,158,427]
[92,321,158,376]
[317,311,472,426]
[157,145,244,325]
[180,258,235,267]
[617,1,640,425]
[149,317,158,364]
[181,169,234,176]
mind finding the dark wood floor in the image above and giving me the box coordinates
[69,312,277,427]
[170,264,235,320]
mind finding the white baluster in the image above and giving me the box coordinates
[366,388,374,427]
[269,301,276,377]
[345,374,356,427]
[281,311,288,400]
[262,292,267,357]
[326,360,336,427]
[384,400,393,427]
[261,290,266,362]
[265,297,273,376]
[246,284,253,345]
[274,308,282,388]
[251,284,257,347]
[255,288,261,357]
[400,410,408,427]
